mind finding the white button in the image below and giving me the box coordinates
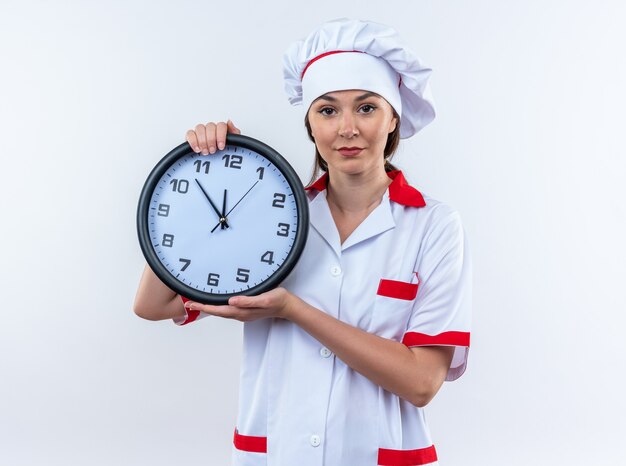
[310,434,321,447]
[320,347,332,358]
[330,266,341,276]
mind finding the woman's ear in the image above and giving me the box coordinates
[305,109,316,139]
[388,115,398,134]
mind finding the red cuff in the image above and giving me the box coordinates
[177,296,201,325]
[402,331,470,347]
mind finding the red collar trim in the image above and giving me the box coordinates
[305,170,426,208]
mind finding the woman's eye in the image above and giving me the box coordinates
[359,104,376,114]
[319,107,336,116]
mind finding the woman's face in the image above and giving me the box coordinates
[307,90,398,176]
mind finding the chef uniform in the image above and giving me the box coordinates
[177,18,471,466]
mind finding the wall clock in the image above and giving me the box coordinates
[137,134,309,304]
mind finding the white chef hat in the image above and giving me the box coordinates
[283,18,436,139]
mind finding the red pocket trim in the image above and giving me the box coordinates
[378,444,438,465]
[233,428,267,453]
[377,278,419,301]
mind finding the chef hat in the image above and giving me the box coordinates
[283,18,436,139]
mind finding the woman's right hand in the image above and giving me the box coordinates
[185,120,242,155]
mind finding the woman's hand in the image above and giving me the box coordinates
[184,287,298,322]
[185,119,241,155]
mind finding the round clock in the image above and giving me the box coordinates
[137,134,309,305]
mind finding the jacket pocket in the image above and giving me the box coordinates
[369,275,419,338]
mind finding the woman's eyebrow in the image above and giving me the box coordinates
[316,94,337,102]
[355,92,379,101]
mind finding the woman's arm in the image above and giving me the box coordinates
[185,288,454,407]
[285,296,454,408]
[133,120,242,321]
[133,264,186,321]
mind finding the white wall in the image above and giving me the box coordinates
[1,1,625,464]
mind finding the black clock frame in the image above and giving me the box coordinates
[137,134,309,305]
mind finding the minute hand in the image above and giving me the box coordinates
[211,180,259,231]
[226,180,260,216]
[195,179,229,228]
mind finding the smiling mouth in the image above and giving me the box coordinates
[337,147,363,156]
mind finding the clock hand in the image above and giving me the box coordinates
[210,180,260,231]
[211,190,231,233]
[220,189,227,230]
[226,180,259,216]
[195,179,230,229]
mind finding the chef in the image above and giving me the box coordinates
[134,17,472,466]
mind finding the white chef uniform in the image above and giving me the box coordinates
[177,169,471,466]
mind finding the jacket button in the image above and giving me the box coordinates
[330,266,341,276]
[310,434,321,447]
[320,347,332,358]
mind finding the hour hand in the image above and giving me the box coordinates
[220,189,227,230]
[211,180,259,232]
[195,179,229,228]
[211,189,229,233]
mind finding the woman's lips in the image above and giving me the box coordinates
[338,147,363,156]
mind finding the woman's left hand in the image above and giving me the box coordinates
[184,287,297,322]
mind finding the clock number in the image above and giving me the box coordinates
[222,154,243,169]
[261,250,275,265]
[170,178,189,193]
[236,268,250,283]
[193,160,210,174]
[179,258,191,271]
[272,193,286,208]
[207,273,220,287]
[157,204,170,217]
[276,223,290,237]
[162,234,174,247]
[257,166,264,180]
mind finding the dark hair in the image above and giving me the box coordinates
[304,109,402,187]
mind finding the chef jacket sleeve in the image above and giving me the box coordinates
[403,208,472,381]
[173,295,210,326]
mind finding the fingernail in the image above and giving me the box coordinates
[218,142,225,150]
[194,146,201,152]
[209,146,216,154]
[202,149,209,155]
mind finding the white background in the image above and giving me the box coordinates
[1,1,625,464]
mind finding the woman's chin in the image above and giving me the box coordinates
[327,161,384,177]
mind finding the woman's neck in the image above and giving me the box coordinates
[325,167,392,215]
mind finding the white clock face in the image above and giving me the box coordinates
[147,146,299,295]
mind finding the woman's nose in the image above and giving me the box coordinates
[338,113,359,138]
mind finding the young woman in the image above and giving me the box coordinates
[134,18,471,466]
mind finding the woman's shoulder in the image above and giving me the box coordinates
[420,193,461,219]
[403,189,465,241]
[413,199,468,260]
